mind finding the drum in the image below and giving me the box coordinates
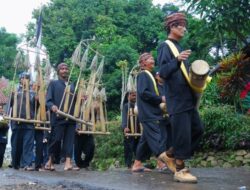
[190,60,210,88]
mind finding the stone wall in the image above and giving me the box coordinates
[188,150,250,168]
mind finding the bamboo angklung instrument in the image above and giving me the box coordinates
[120,64,142,137]
[33,53,51,130]
[59,42,82,113]
[5,51,23,119]
[68,46,89,115]
[56,43,95,127]
[83,54,98,123]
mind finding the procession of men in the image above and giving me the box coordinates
[0,12,206,184]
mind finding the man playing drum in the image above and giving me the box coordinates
[157,12,204,183]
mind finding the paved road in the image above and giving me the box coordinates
[0,167,249,190]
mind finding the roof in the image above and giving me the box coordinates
[0,76,9,105]
[0,91,8,104]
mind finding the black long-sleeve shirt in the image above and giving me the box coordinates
[157,39,196,115]
[136,71,163,122]
[46,79,76,126]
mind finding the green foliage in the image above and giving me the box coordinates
[0,28,19,79]
[217,52,250,108]
[184,0,250,53]
[200,105,250,150]
[200,76,221,108]
[92,121,124,170]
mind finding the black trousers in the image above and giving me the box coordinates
[164,119,173,150]
[170,109,204,160]
[123,136,140,168]
[0,143,7,167]
[11,128,34,168]
[136,120,167,160]
[35,130,44,169]
[74,134,95,168]
[48,124,75,159]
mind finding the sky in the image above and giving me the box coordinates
[0,0,177,36]
[0,0,50,35]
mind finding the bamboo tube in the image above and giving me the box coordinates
[125,133,141,137]
[36,107,41,127]
[38,67,47,121]
[63,85,70,113]
[99,101,106,132]
[73,80,84,118]
[18,83,25,118]
[25,79,31,120]
[77,130,110,135]
[35,126,51,131]
[134,112,137,134]
[3,116,50,124]
[104,103,109,132]
[129,108,134,134]
[13,90,18,118]
[56,110,93,126]
[91,105,96,132]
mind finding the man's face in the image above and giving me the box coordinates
[128,92,136,103]
[171,23,187,38]
[144,56,155,71]
[58,65,69,79]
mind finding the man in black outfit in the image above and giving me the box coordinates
[121,91,141,168]
[9,72,35,171]
[132,53,176,173]
[45,63,78,171]
[158,12,204,183]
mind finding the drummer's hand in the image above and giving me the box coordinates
[51,105,58,112]
[177,49,192,62]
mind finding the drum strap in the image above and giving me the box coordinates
[142,70,159,96]
[165,40,211,93]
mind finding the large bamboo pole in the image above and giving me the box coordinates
[25,79,31,120]
[56,110,93,126]
[38,66,46,121]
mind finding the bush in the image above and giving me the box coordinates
[200,105,250,150]
[92,121,124,170]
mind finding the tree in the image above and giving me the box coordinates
[0,28,19,79]
[184,0,250,54]
[29,0,165,112]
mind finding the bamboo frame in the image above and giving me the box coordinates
[77,130,110,135]
[3,116,50,125]
[35,126,51,131]
[125,133,141,137]
[56,110,93,126]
